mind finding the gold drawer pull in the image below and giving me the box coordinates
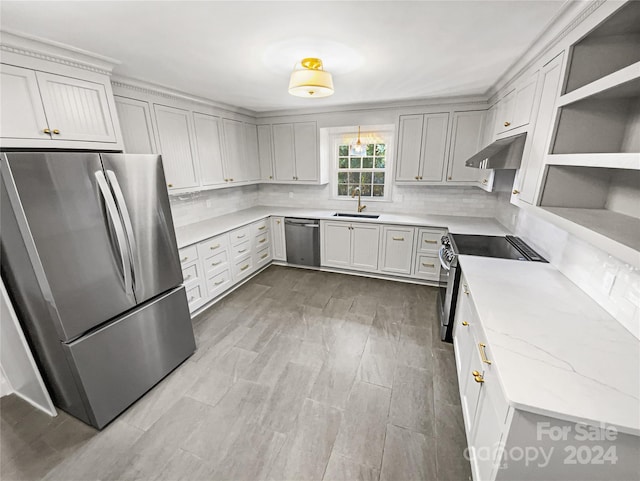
[210,244,220,250]
[181,256,189,262]
[184,274,192,280]
[214,279,224,286]
[424,239,437,244]
[261,253,268,259]
[238,248,248,253]
[422,262,435,268]
[259,238,267,243]
[479,343,492,365]
[258,226,266,230]
[462,321,469,326]
[240,264,249,271]
[237,234,246,238]
[463,283,469,295]
[211,261,222,266]
[504,121,511,127]
[392,236,404,241]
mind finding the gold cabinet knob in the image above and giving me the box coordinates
[504,121,511,127]
[474,375,485,383]
[419,176,423,180]
[43,128,51,134]
[482,179,488,184]
[167,183,173,188]
[512,189,520,195]
[269,175,273,179]
[414,176,419,180]
[276,220,281,224]
[472,370,480,377]
[52,129,60,135]
[447,176,452,180]
[230,178,234,181]
[462,321,469,326]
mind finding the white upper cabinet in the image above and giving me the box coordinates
[153,104,198,190]
[243,123,260,182]
[396,113,450,182]
[293,121,318,181]
[222,118,245,183]
[193,112,226,187]
[447,111,486,183]
[494,71,539,135]
[35,72,117,143]
[114,96,156,154]
[257,125,274,181]
[482,104,497,148]
[0,65,50,140]
[272,123,296,181]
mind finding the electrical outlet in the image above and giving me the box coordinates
[289,192,294,199]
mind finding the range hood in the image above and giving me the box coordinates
[465,133,527,170]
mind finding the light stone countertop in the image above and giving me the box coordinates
[458,255,640,436]
[174,205,510,248]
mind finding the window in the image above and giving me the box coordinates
[333,129,393,200]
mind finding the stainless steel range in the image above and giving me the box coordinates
[437,234,546,342]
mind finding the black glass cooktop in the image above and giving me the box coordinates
[450,234,545,261]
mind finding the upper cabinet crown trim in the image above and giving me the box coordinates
[0,29,119,76]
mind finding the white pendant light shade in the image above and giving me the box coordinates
[288,58,334,98]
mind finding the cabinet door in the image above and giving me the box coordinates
[293,122,318,181]
[193,113,226,187]
[481,105,497,148]
[271,216,286,261]
[420,113,450,181]
[494,89,516,134]
[243,123,260,182]
[272,123,296,181]
[35,71,116,143]
[447,111,485,183]
[257,125,274,181]
[0,64,50,140]
[380,226,415,275]
[512,71,539,130]
[470,379,505,481]
[518,54,564,205]
[114,96,156,154]
[154,104,198,190]
[350,224,380,271]
[395,115,423,181]
[321,222,351,268]
[222,119,245,183]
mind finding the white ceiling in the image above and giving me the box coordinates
[0,1,568,113]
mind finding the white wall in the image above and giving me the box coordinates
[495,193,640,340]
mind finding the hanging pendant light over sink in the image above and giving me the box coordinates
[350,126,367,156]
[288,57,334,98]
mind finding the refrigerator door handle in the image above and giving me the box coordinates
[105,170,139,293]
[95,171,134,298]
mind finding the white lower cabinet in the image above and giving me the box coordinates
[379,226,415,274]
[271,216,286,261]
[321,221,379,271]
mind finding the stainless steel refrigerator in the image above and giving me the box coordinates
[0,152,196,429]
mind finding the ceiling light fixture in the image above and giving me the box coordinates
[288,57,334,98]
[350,126,367,156]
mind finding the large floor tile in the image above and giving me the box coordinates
[323,451,380,481]
[379,424,436,481]
[389,364,435,436]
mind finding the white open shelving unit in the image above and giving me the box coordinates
[537,1,640,266]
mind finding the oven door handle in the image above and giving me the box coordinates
[438,246,451,271]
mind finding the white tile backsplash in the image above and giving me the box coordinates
[495,193,640,339]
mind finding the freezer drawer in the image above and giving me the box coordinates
[63,286,195,429]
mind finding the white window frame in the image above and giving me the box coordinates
[330,125,395,202]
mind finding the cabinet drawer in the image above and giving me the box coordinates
[181,262,201,285]
[230,225,251,246]
[254,231,270,249]
[414,254,441,280]
[233,255,253,280]
[206,269,232,297]
[417,229,444,253]
[178,245,198,265]
[232,239,251,259]
[204,250,229,276]
[200,234,229,260]
[185,283,204,311]
[251,218,269,235]
[255,245,271,267]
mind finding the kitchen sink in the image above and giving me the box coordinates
[333,213,380,219]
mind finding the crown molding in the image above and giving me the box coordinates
[111,75,258,117]
[0,29,119,75]
[486,0,607,101]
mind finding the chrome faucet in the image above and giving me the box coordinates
[351,187,366,212]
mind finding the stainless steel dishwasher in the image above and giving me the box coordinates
[284,218,320,267]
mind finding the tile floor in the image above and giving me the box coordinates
[0,266,471,481]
